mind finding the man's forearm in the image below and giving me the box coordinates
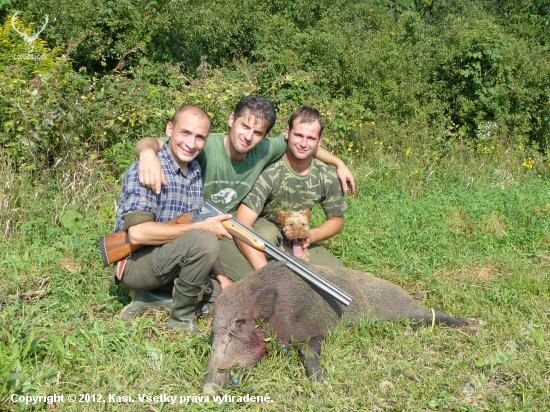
[127,220,200,245]
[212,258,232,289]
[234,203,269,269]
[134,137,164,157]
[236,239,269,270]
[127,214,232,245]
[315,146,345,168]
[309,216,344,244]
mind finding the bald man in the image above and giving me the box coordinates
[113,105,232,334]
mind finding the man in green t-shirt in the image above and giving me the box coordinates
[127,96,354,318]
[235,106,346,269]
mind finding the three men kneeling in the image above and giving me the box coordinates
[114,97,350,333]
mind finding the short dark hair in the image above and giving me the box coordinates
[288,106,324,136]
[233,95,277,134]
[171,105,211,127]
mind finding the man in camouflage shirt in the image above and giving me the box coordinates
[235,107,347,269]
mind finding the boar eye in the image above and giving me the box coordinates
[233,318,247,330]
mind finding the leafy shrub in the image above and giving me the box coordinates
[2,0,550,164]
[432,16,550,147]
[0,14,64,76]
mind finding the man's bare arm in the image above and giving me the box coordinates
[234,203,269,270]
[211,258,233,290]
[135,137,166,194]
[303,215,344,249]
[315,147,356,195]
[127,213,232,245]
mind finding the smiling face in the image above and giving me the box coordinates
[285,119,322,161]
[226,109,270,161]
[165,109,210,171]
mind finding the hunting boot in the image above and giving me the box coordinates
[120,289,173,320]
[194,277,216,318]
[167,278,208,334]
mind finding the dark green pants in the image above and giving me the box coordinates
[202,218,281,302]
[121,230,218,292]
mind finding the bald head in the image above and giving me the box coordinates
[171,105,211,130]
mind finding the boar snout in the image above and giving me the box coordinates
[202,368,230,394]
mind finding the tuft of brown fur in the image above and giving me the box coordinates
[277,210,312,261]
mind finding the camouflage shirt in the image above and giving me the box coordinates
[243,154,347,228]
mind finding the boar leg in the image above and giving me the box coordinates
[300,337,329,384]
[416,307,477,328]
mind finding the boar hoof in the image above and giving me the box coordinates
[309,370,329,385]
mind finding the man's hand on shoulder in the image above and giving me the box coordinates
[314,146,356,195]
[136,137,167,194]
[335,163,355,195]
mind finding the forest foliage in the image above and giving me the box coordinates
[1,0,549,173]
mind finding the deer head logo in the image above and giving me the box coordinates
[11,12,49,54]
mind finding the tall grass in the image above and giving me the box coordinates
[1,141,549,411]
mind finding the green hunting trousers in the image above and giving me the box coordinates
[121,230,218,293]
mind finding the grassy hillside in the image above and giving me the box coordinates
[1,142,549,410]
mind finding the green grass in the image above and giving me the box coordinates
[1,143,549,411]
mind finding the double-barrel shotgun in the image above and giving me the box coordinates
[98,202,352,306]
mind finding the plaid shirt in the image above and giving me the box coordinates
[114,143,203,232]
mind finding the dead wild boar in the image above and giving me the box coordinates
[203,261,476,394]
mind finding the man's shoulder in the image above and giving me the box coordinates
[260,154,286,172]
[252,135,286,158]
[206,132,225,147]
[311,158,339,179]
[123,158,140,180]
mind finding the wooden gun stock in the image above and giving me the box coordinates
[99,214,193,267]
[99,213,266,268]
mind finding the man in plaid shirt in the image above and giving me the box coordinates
[114,105,232,334]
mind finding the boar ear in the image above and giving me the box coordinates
[254,286,278,321]
[277,211,289,227]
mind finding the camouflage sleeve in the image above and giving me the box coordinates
[319,165,347,217]
[242,169,275,214]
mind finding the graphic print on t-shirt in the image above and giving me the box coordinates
[210,188,238,205]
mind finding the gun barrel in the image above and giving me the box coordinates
[204,202,352,306]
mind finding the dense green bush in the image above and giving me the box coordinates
[1,0,549,171]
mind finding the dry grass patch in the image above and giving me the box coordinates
[59,256,80,273]
[435,259,501,283]
[532,203,550,218]
[448,207,472,235]
[482,211,508,239]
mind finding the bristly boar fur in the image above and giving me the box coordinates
[202,261,478,394]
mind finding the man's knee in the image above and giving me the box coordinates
[308,244,343,267]
[190,230,219,259]
[170,230,218,261]
[254,218,282,245]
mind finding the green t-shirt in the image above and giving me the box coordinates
[163,133,287,213]
[243,154,347,228]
